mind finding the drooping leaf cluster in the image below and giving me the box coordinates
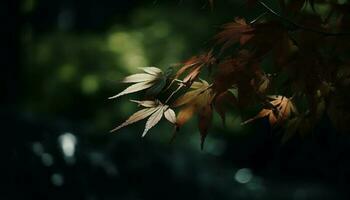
[110,0,350,149]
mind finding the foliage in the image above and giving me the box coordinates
[111,0,350,149]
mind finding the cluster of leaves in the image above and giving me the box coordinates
[110,0,350,148]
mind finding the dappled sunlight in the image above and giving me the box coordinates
[108,31,149,72]
[81,75,100,95]
[58,64,77,82]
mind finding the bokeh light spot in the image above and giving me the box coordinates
[59,132,77,160]
[81,75,99,94]
[51,173,64,186]
[235,168,253,184]
[59,64,76,82]
[108,31,148,71]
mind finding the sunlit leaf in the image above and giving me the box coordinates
[110,66,166,99]
[176,106,196,127]
[111,100,177,137]
[109,81,154,99]
[130,100,159,107]
[164,108,176,124]
[142,106,166,137]
[174,51,215,85]
[110,107,159,132]
[242,95,297,126]
[173,80,215,149]
[140,67,162,76]
[173,80,212,107]
[122,73,157,83]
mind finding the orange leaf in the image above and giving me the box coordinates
[176,106,196,128]
[242,95,297,126]
[173,80,215,149]
[174,50,215,85]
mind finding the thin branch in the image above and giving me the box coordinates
[165,84,183,103]
[258,0,350,37]
[250,12,268,24]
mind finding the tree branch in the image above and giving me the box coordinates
[258,0,350,37]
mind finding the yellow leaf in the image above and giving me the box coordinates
[173,89,202,107]
[242,95,297,126]
[173,80,212,107]
[176,106,196,127]
[269,95,297,120]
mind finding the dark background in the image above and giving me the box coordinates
[3,0,350,199]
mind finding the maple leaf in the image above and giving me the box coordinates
[215,17,255,51]
[242,95,298,126]
[109,67,167,99]
[212,51,261,107]
[174,50,215,86]
[251,71,271,94]
[247,21,287,58]
[213,91,238,126]
[111,100,176,137]
[173,80,214,149]
[107,0,350,150]
[212,51,253,93]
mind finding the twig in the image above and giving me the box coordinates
[165,84,183,103]
[258,0,350,37]
[250,12,268,24]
